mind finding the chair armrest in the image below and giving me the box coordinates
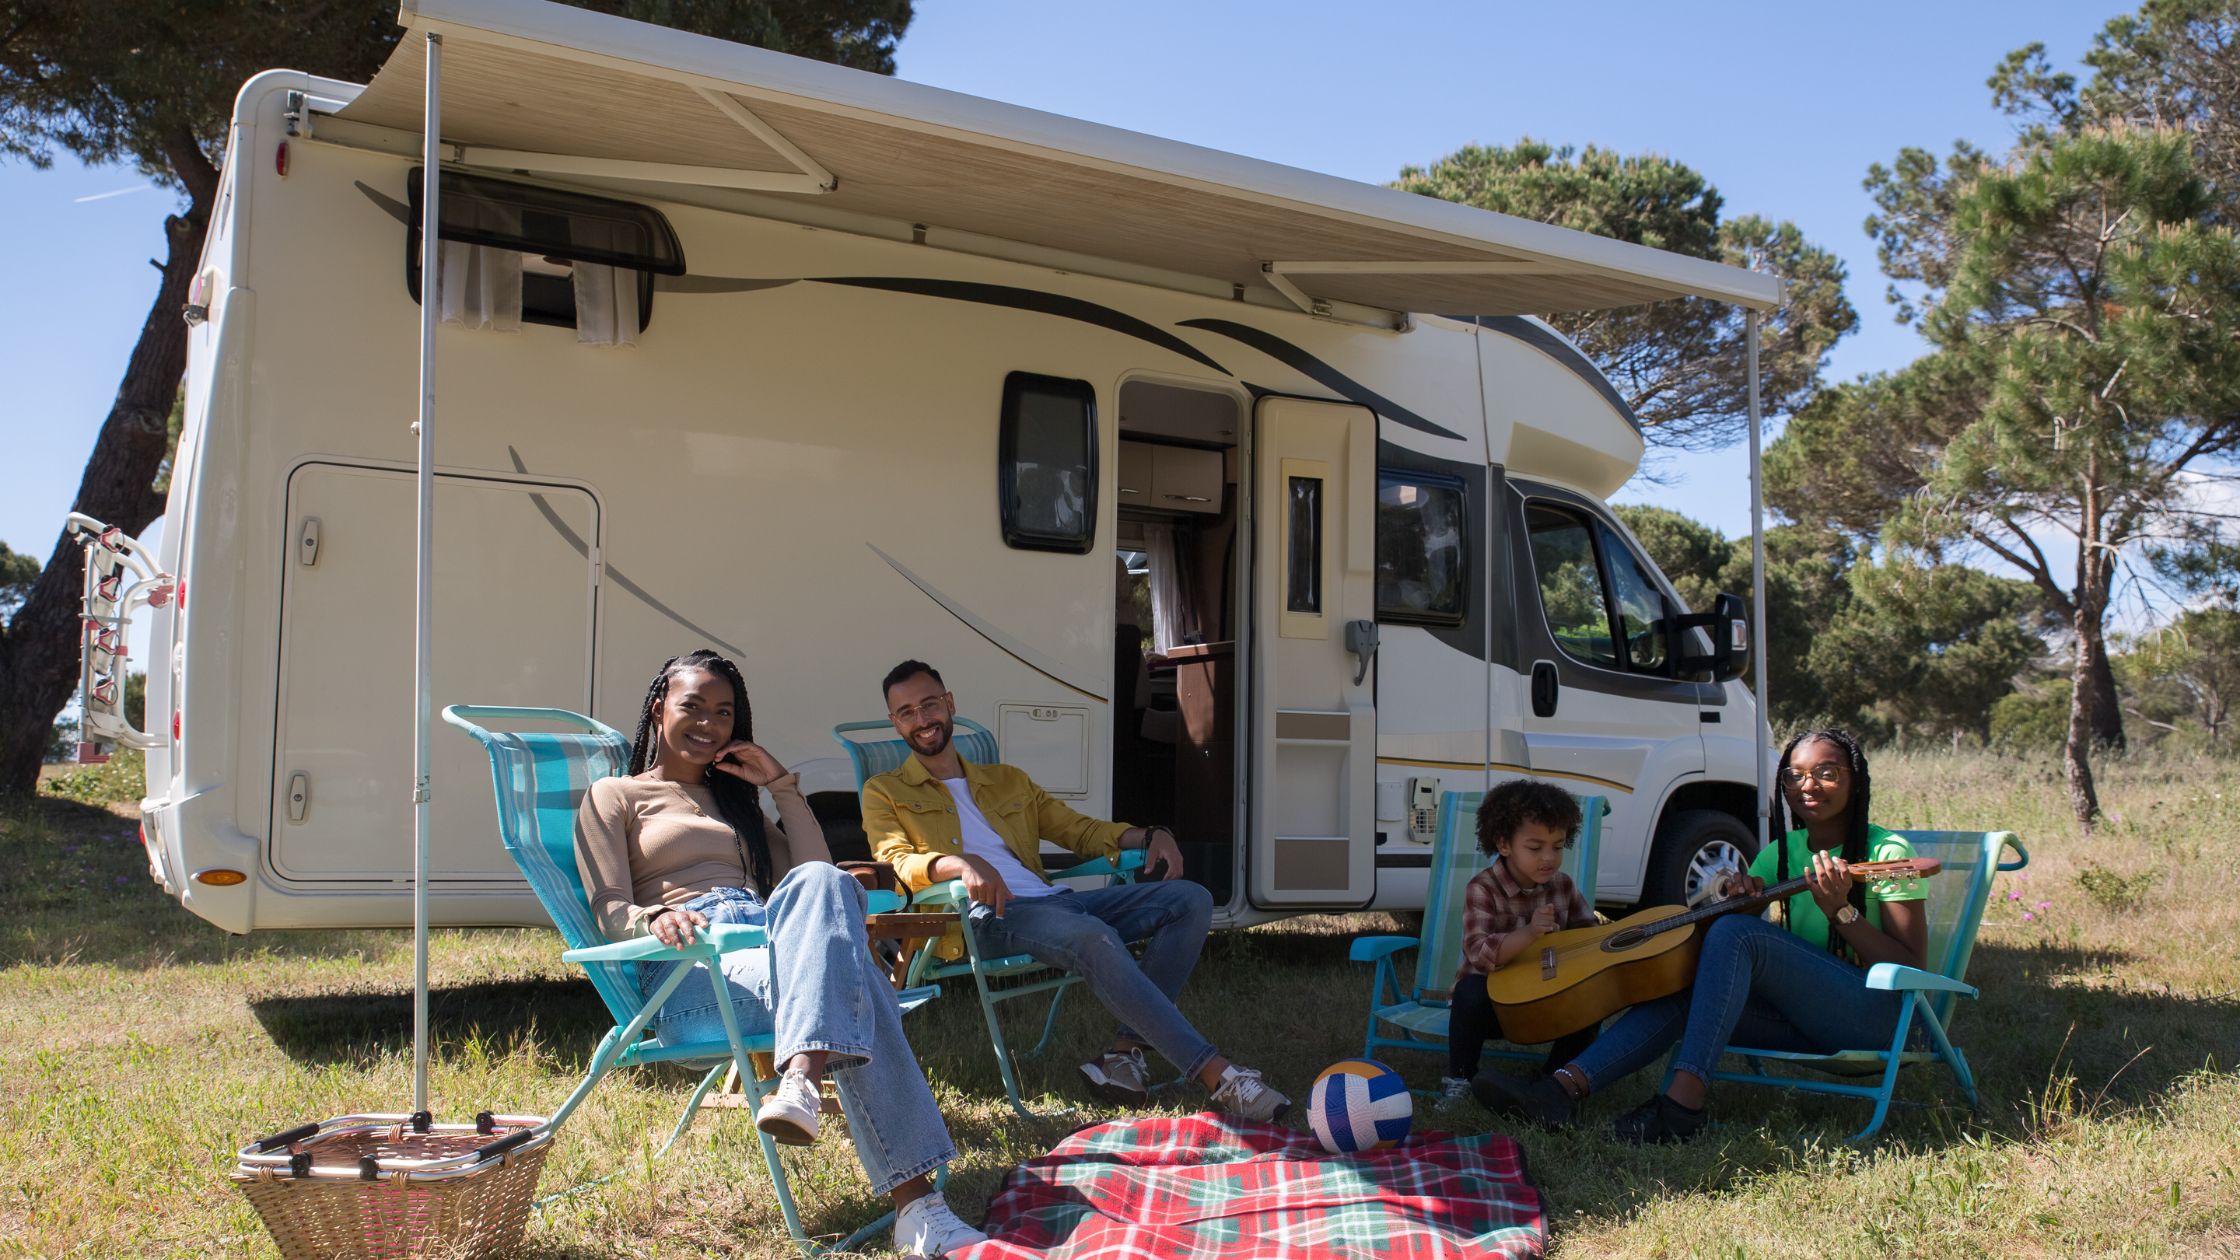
[1349,935,1419,963]
[911,879,970,910]
[864,889,904,915]
[1994,833,2030,873]
[1864,962,1978,997]
[561,921,770,965]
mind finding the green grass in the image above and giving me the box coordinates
[4,747,2236,1257]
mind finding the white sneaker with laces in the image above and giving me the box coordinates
[1208,1064,1291,1123]
[1440,1076,1473,1104]
[755,1066,821,1146]
[1080,1045,1152,1105]
[894,1190,987,1257]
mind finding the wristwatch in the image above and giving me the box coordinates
[1833,904,1861,926]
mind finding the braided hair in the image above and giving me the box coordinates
[629,649,775,897]
[1771,727,1871,957]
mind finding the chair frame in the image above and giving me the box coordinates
[1350,790,1606,1084]
[1697,829,2029,1141]
[446,705,935,1255]
[834,719,1146,1118]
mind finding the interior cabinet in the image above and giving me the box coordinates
[1117,439,1223,515]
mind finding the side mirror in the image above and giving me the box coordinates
[1671,592,1749,683]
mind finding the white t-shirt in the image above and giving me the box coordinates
[942,778,1062,901]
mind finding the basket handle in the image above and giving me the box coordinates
[251,1122,320,1152]
[468,1128,538,1164]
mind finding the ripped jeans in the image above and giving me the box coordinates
[639,862,955,1195]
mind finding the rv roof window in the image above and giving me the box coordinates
[1376,470,1467,626]
[999,373,1098,554]
[405,168,682,334]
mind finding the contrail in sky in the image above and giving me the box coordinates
[73,184,152,203]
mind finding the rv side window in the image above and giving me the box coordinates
[1524,503,1619,669]
[405,168,683,334]
[999,373,1098,553]
[1375,471,1467,625]
[1599,522,1670,673]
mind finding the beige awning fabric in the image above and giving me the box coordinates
[340,0,1781,318]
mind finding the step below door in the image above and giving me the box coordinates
[272,463,598,884]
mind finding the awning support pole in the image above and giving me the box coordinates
[412,28,443,1118]
[1745,309,1770,853]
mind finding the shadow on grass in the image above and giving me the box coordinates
[250,977,615,1068]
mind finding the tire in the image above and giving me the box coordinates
[1643,809,1757,908]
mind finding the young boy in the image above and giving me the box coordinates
[1442,778,1601,1103]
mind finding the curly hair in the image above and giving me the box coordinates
[629,649,775,897]
[1476,778,1582,856]
[1771,727,1872,954]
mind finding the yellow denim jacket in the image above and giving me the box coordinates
[862,755,1133,959]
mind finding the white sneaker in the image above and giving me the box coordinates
[1080,1046,1152,1105]
[1209,1064,1291,1123]
[1440,1076,1473,1104]
[894,1190,987,1257]
[755,1066,820,1146]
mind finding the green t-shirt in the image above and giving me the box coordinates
[1746,824,1926,953]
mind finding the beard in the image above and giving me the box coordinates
[907,714,953,758]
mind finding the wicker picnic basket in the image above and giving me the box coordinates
[231,1112,552,1260]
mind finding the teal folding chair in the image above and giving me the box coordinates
[834,719,1143,1118]
[1350,790,1607,1082]
[1703,829,2028,1140]
[445,705,934,1255]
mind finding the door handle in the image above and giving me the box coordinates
[1345,619,1379,686]
[1531,660,1559,718]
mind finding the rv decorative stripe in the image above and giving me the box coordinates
[812,277,1232,375]
[868,543,1108,703]
[1468,316,1643,435]
[1176,318,1468,442]
[505,447,751,660]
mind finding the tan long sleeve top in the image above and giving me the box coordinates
[573,771,828,941]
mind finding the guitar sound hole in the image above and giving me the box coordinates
[1603,927,1647,952]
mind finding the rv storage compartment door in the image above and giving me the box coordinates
[1248,398,1376,907]
[272,464,598,884]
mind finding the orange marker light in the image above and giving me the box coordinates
[193,869,247,886]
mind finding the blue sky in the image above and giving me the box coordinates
[0,0,2127,591]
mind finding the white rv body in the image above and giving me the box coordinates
[126,2,1768,934]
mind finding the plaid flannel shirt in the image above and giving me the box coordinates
[1458,858,1595,984]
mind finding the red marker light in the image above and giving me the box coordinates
[173,710,182,741]
[276,141,289,177]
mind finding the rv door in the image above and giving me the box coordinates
[1248,398,1376,907]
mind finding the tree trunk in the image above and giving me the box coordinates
[2063,612,2104,828]
[0,207,205,793]
[2084,631,2126,750]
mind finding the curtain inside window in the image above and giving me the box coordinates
[436,242,522,332]
[572,263,640,348]
[1143,522,1194,652]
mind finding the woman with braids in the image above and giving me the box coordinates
[1473,729,1928,1143]
[573,650,984,1256]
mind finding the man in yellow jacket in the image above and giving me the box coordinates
[864,659,1289,1120]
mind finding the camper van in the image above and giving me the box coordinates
[75,0,1774,935]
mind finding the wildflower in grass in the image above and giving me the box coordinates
[2022,912,2036,922]
[2034,900,2051,912]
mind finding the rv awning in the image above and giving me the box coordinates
[336,0,1780,319]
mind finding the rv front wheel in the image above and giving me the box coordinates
[1644,809,1756,909]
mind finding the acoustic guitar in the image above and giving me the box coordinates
[1485,857,1940,1044]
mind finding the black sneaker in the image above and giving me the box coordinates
[1612,1093,1706,1144]
[1470,1069,1576,1129]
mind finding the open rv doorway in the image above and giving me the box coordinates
[1109,380,1246,907]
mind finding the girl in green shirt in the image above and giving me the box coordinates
[1472,729,1929,1143]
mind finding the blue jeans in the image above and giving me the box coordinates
[1570,912,1915,1093]
[639,863,955,1195]
[967,879,1219,1080]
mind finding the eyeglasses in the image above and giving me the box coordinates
[890,694,952,725]
[1780,765,1846,788]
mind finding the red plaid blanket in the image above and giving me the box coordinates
[965,1113,1545,1259]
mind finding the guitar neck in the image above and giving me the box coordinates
[1636,873,1819,940]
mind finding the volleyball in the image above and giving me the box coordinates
[1307,1059,1412,1154]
